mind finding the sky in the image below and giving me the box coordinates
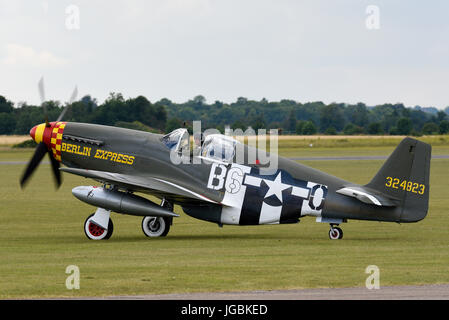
[1,0,448,109]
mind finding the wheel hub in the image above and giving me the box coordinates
[88,222,105,237]
[149,219,160,232]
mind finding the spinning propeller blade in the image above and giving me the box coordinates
[20,142,48,188]
[20,78,78,189]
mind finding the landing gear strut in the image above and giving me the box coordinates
[329,224,343,240]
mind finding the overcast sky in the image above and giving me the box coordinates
[1,0,448,109]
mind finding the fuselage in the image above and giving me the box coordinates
[30,121,405,225]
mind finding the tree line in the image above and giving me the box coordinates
[1,93,448,136]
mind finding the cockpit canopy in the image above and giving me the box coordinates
[201,134,236,163]
[161,129,238,163]
[161,128,189,153]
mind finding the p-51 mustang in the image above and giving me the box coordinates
[21,115,431,240]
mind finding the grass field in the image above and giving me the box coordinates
[0,138,448,298]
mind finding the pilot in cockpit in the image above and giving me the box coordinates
[193,132,204,156]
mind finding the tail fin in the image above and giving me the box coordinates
[366,137,431,222]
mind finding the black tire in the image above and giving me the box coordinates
[104,218,114,239]
[329,227,343,240]
[336,227,343,239]
[142,216,170,238]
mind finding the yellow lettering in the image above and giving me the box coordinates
[62,143,66,152]
[392,178,399,189]
[419,184,425,195]
[386,177,425,196]
[128,156,135,165]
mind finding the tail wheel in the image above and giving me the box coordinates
[84,213,114,240]
[142,216,170,238]
[329,227,343,240]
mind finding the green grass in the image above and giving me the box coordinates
[0,142,448,298]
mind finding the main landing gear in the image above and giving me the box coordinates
[142,216,171,237]
[142,198,173,237]
[83,198,174,240]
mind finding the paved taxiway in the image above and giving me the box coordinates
[104,284,449,300]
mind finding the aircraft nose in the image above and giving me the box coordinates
[29,125,37,140]
[29,123,46,144]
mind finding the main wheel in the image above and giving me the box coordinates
[142,216,170,238]
[84,213,114,240]
[329,227,343,240]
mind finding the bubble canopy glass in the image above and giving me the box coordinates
[201,134,236,163]
[161,128,189,152]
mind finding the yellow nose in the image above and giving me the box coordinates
[30,123,46,144]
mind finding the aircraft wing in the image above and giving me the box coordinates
[60,167,218,205]
[336,186,398,207]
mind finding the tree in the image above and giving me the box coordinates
[439,120,449,134]
[236,97,248,105]
[284,109,297,132]
[0,96,13,113]
[422,122,439,135]
[192,95,206,107]
[367,122,383,135]
[344,103,368,127]
[302,121,317,135]
[437,111,447,123]
[296,120,305,134]
[396,118,412,135]
[0,113,15,134]
[232,120,248,131]
[343,123,364,135]
[251,114,266,132]
[325,126,337,135]
[165,118,183,133]
[320,104,345,132]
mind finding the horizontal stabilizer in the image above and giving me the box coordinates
[336,186,397,207]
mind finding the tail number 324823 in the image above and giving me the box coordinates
[385,177,425,195]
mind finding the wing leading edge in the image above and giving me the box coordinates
[60,167,219,205]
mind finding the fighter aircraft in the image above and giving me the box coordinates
[20,96,431,240]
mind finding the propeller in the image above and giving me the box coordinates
[20,78,78,189]
[38,77,50,128]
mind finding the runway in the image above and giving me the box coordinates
[104,284,449,300]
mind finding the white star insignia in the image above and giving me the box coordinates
[263,172,291,203]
